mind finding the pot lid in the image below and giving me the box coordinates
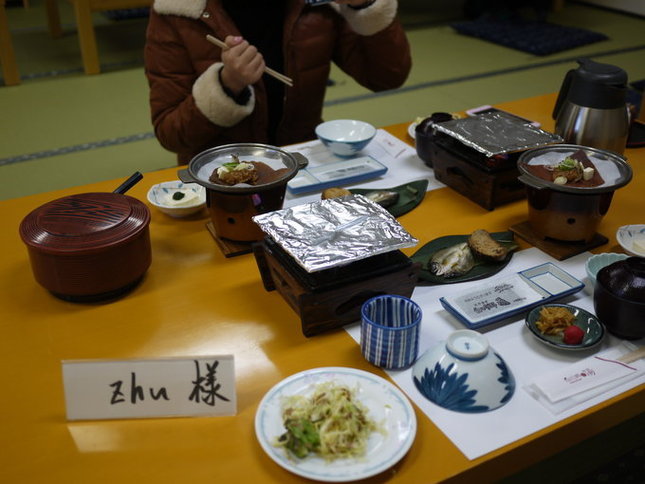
[180,143,307,194]
[517,144,632,194]
[19,193,150,254]
[597,256,645,302]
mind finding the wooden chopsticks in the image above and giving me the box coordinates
[206,34,294,87]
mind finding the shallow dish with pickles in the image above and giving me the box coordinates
[525,303,604,351]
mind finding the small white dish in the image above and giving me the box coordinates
[616,224,645,256]
[255,367,416,482]
[407,121,418,139]
[585,252,629,288]
[315,119,376,157]
[412,330,515,413]
[146,180,206,218]
[408,116,429,139]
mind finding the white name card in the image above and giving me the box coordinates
[62,355,236,421]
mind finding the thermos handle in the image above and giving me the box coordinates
[553,69,575,121]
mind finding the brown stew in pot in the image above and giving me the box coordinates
[524,149,605,187]
[209,158,290,186]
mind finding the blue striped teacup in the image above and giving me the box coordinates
[360,295,422,370]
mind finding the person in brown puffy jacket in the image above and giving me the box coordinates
[144,0,412,164]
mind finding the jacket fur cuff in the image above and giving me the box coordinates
[192,63,255,127]
[331,0,398,36]
[153,0,206,18]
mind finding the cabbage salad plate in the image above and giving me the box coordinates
[254,367,416,482]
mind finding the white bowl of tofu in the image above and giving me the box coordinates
[147,180,206,218]
[616,224,645,257]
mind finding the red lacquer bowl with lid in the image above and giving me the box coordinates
[19,192,151,302]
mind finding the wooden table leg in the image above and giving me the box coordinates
[0,0,20,86]
[73,0,100,74]
[45,0,63,38]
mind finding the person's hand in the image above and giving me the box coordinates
[220,35,265,95]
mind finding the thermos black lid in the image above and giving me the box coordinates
[568,58,628,109]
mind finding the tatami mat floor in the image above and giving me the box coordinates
[0,1,644,481]
[1,1,644,201]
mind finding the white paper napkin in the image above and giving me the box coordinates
[525,342,644,414]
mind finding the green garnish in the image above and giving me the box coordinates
[279,418,320,459]
[172,192,185,201]
[222,161,240,170]
[556,157,578,171]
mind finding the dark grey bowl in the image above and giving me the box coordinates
[593,256,645,339]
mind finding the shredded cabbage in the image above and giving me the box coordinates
[275,381,381,461]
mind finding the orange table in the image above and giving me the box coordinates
[0,93,643,483]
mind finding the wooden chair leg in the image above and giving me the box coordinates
[0,1,20,86]
[73,0,100,74]
[45,0,63,38]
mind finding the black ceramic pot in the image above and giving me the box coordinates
[593,256,645,339]
[414,112,455,168]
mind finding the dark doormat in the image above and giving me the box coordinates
[451,18,608,55]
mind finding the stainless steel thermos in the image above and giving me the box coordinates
[553,58,630,155]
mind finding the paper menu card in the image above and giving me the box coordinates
[344,248,645,460]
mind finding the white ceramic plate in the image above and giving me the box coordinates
[254,367,416,482]
[616,224,645,257]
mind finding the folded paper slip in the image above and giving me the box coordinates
[528,343,644,404]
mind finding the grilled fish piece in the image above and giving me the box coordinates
[429,242,475,277]
[468,229,508,261]
[364,190,399,208]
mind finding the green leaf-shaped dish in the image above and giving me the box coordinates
[410,230,518,285]
[350,179,429,218]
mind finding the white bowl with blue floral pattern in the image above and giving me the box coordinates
[315,119,376,157]
[412,330,515,413]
